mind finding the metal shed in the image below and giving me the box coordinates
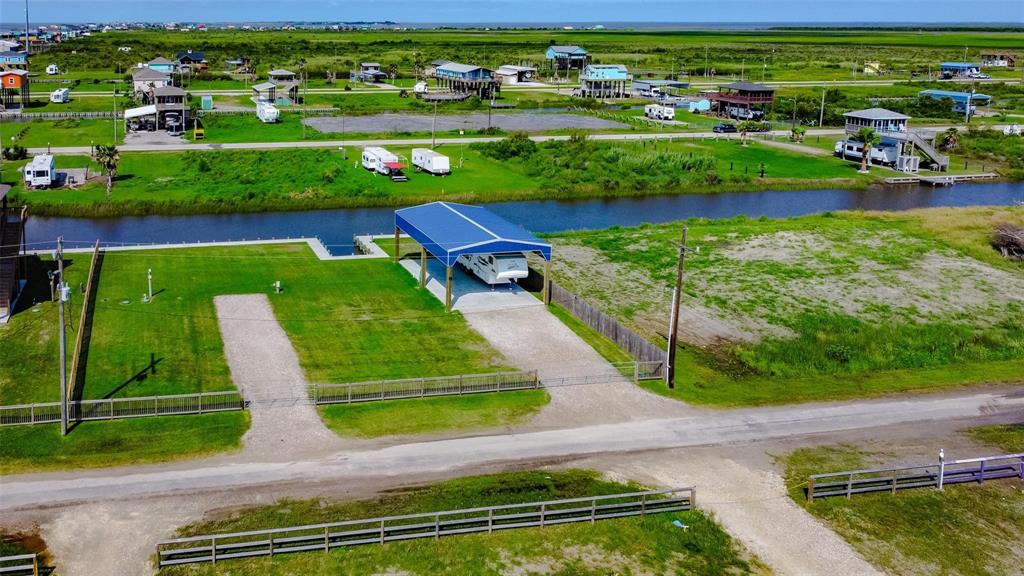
[394,202,552,311]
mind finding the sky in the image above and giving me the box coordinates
[1,0,1022,24]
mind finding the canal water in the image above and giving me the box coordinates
[26,182,1024,255]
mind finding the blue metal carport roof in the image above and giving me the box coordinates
[394,202,552,267]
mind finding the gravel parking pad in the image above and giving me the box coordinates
[304,112,628,133]
[215,294,341,458]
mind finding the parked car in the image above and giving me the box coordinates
[713,123,737,133]
[969,72,992,79]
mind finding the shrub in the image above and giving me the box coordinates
[2,145,27,161]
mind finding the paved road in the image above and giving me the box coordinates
[29,123,1004,156]
[2,387,1021,511]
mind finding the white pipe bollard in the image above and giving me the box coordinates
[937,449,946,490]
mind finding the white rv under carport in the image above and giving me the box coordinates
[393,201,553,312]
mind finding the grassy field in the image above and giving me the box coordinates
[549,206,1024,406]
[781,439,1024,575]
[4,137,876,217]
[967,423,1024,453]
[0,412,249,475]
[0,243,542,471]
[320,390,549,438]
[39,28,1024,87]
[1,117,120,148]
[159,469,767,576]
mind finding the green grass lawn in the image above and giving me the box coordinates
[968,423,1024,453]
[550,206,1024,406]
[5,136,875,217]
[21,95,117,113]
[1,117,120,148]
[0,412,249,475]
[781,444,1024,575]
[159,469,767,576]
[319,390,549,438]
[0,243,544,470]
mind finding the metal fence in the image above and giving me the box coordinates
[0,111,119,121]
[157,486,695,567]
[807,453,1024,501]
[0,390,245,426]
[0,553,38,576]
[312,371,539,404]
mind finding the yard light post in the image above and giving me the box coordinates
[147,268,153,302]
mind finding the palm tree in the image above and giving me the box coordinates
[939,127,960,151]
[853,127,880,173]
[737,121,757,146]
[92,145,120,199]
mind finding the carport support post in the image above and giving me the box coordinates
[419,247,427,288]
[445,266,453,312]
[393,227,400,262]
[542,259,551,305]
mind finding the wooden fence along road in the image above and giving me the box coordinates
[156,487,695,567]
[807,453,1024,500]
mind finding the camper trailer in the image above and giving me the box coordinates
[457,253,529,287]
[726,106,764,121]
[46,63,59,75]
[24,155,56,188]
[256,100,279,123]
[413,81,429,95]
[49,88,70,103]
[362,147,408,181]
[833,139,900,166]
[644,103,675,121]
[411,148,450,175]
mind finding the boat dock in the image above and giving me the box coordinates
[885,173,999,186]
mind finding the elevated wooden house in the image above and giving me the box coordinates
[0,185,27,322]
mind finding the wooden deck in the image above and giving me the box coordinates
[884,173,998,186]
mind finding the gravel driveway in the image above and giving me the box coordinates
[304,112,628,133]
[462,306,693,429]
[215,294,341,459]
[602,453,884,576]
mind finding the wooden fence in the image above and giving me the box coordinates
[68,241,100,404]
[807,453,1024,501]
[0,553,38,575]
[156,486,695,567]
[0,390,245,426]
[549,282,665,363]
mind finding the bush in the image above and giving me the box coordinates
[473,131,537,160]
[2,145,28,161]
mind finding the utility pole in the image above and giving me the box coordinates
[665,225,688,389]
[819,87,826,127]
[56,236,68,436]
[431,101,437,148]
[24,0,29,55]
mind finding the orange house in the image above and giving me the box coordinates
[0,69,29,108]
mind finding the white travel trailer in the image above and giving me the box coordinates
[256,101,279,123]
[49,88,71,103]
[24,155,56,188]
[644,103,675,121]
[361,147,399,173]
[457,253,529,287]
[834,139,900,166]
[411,148,450,175]
[45,63,59,75]
[362,147,407,181]
[413,81,429,95]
